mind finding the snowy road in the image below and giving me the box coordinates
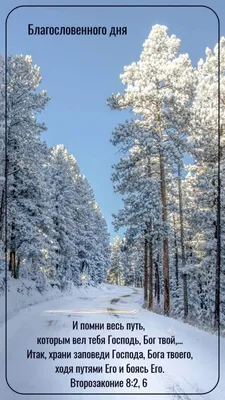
[0,285,224,399]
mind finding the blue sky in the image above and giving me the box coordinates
[1,0,224,238]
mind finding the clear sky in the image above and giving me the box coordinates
[1,0,224,238]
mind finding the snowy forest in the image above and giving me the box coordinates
[0,24,224,333]
[107,25,225,331]
[0,53,110,293]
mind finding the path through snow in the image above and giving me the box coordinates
[0,284,224,399]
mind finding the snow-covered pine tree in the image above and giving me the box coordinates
[111,121,163,308]
[48,145,82,288]
[108,236,123,285]
[126,236,144,288]
[49,144,110,289]
[189,37,225,328]
[91,203,110,284]
[108,25,195,315]
[5,55,50,281]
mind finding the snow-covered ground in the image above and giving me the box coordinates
[0,284,224,399]
[0,277,63,325]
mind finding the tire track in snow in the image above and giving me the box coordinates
[106,307,120,318]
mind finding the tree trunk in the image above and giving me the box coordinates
[173,214,179,288]
[178,164,186,268]
[0,187,4,240]
[178,163,188,319]
[213,123,223,328]
[16,257,21,279]
[187,236,193,263]
[10,221,16,277]
[159,151,170,315]
[210,170,219,328]
[148,222,153,310]
[154,260,160,304]
[9,251,13,272]
[11,250,16,278]
[144,237,148,303]
[157,262,160,304]
[183,272,188,319]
